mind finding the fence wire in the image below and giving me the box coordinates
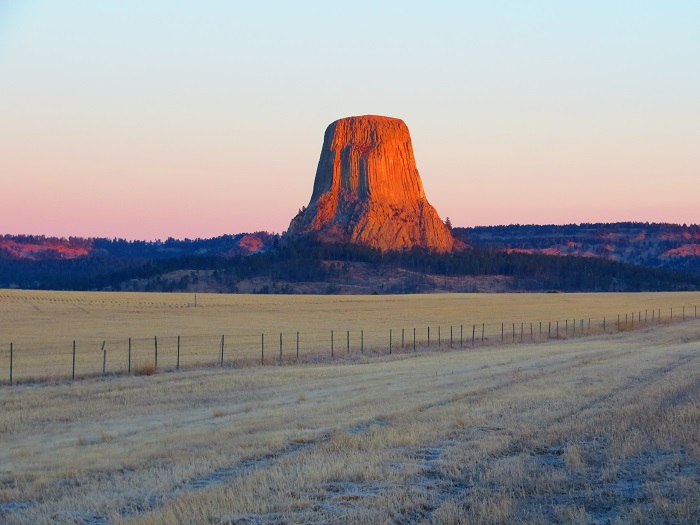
[1,305,697,385]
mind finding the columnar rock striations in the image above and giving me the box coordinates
[287,115,455,252]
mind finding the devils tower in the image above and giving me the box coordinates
[287,115,455,252]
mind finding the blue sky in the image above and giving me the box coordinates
[1,1,698,239]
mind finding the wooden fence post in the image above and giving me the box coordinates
[361,330,364,354]
[389,329,392,355]
[472,325,476,347]
[482,323,484,343]
[9,342,12,386]
[72,340,76,380]
[102,341,106,376]
[347,330,350,353]
[297,331,299,359]
[177,336,180,371]
[428,326,430,347]
[413,327,416,352]
[128,337,132,375]
[221,335,225,366]
[438,326,441,348]
[402,328,405,349]
[154,336,158,369]
[261,333,264,365]
[460,324,463,347]
[279,333,282,361]
[501,323,504,343]
[331,330,334,357]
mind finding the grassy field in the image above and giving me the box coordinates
[0,317,698,523]
[0,289,698,383]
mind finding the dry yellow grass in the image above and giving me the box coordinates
[0,314,698,523]
[0,289,698,383]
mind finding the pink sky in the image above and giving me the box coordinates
[1,3,698,240]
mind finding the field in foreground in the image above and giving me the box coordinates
[1,320,698,524]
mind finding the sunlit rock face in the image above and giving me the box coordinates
[287,115,455,252]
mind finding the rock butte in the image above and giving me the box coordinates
[287,115,456,252]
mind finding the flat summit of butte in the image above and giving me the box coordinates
[288,115,456,252]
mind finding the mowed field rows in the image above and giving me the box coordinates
[0,290,698,383]
[0,318,698,524]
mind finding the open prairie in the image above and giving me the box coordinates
[1,317,699,524]
[0,290,698,383]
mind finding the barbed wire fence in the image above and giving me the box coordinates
[1,304,697,386]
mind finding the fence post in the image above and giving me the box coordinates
[603,317,606,331]
[472,324,476,347]
[617,315,620,331]
[530,322,532,340]
[9,342,12,386]
[428,326,430,347]
[450,325,453,348]
[361,330,364,354]
[438,326,441,348]
[573,319,575,337]
[540,321,542,338]
[389,329,392,355]
[177,336,180,371]
[501,323,504,343]
[512,323,515,343]
[548,322,551,338]
[347,330,350,353]
[261,333,264,365]
[671,308,673,320]
[128,337,132,375]
[102,341,106,376]
[565,319,568,336]
[297,331,299,359]
[331,330,334,357]
[72,340,76,380]
[222,335,225,367]
[460,324,463,347]
[154,336,158,369]
[402,328,405,349]
[556,321,559,338]
[279,333,282,361]
[413,328,416,352]
[683,306,685,320]
[482,323,484,343]
[521,322,523,342]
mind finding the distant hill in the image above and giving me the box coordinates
[0,229,698,294]
[454,222,700,275]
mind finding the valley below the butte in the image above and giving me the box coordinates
[1,290,699,524]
